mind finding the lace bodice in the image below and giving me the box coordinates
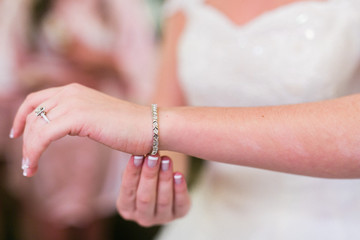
[166,0,360,107]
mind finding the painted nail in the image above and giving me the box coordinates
[23,168,28,177]
[161,159,170,171]
[22,158,30,170]
[174,173,182,184]
[133,156,144,167]
[147,156,158,168]
[9,128,14,139]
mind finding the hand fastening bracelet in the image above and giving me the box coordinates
[151,104,159,155]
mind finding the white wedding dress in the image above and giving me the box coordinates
[157,0,360,239]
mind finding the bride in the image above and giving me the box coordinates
[11,0,360,239]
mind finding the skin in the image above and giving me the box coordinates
[11,0,356,227]
[12,82,360,178]
[205,0,326,27]
[117,155,190,227]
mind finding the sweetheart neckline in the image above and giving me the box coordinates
[201,0,332,31]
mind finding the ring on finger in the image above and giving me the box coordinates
[35,106,50,123]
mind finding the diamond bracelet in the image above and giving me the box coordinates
[151,104,159,155]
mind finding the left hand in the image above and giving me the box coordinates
[117,155,191,227]
[11,83,152,177]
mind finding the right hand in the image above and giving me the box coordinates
[11,83,152,177]
[117,155,191,227]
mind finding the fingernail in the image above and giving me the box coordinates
[161,159,170,171]
[23,168,28,177]
[22,158,30,170]
[147,156,158,168]
[133,156,144,167]
[174,173,182,184]
[9,128,14,139]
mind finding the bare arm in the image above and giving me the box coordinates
[11,80,360,180]
[160,95,360,178]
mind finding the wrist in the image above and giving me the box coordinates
[158,106,185,153]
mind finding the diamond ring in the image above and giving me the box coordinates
[35,106,50,123]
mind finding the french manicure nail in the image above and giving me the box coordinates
[161,160,170,171]
[174,174,182,184]
[133,156,144,167]
[23,168,28,177]
[9,128,14,139]
[22,158,30,170]
[148,156,158,168]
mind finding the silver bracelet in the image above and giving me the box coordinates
[151,104,159,155]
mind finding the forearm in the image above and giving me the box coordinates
[159,95,360,178]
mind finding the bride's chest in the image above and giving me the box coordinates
[178,1,360,106]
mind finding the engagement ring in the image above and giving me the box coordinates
[35,106,50,123]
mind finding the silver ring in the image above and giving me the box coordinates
[35,106,50,123]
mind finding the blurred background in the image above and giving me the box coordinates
[0,0,165,239]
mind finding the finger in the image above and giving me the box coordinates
[173,172,191,218]
[21,95,63,175]
[11,87,61,138]
[22,164,38,177]
[22,105,77,177]
[135,155,160,226]
[155,156,174,221]
[117,155,144,220]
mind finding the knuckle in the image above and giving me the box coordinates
[142,170,158,181]
[130,169,141,178]
[159,171,173,182]
[157,196,172,208]
[122,188,136,199]
[137,194,152,206]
